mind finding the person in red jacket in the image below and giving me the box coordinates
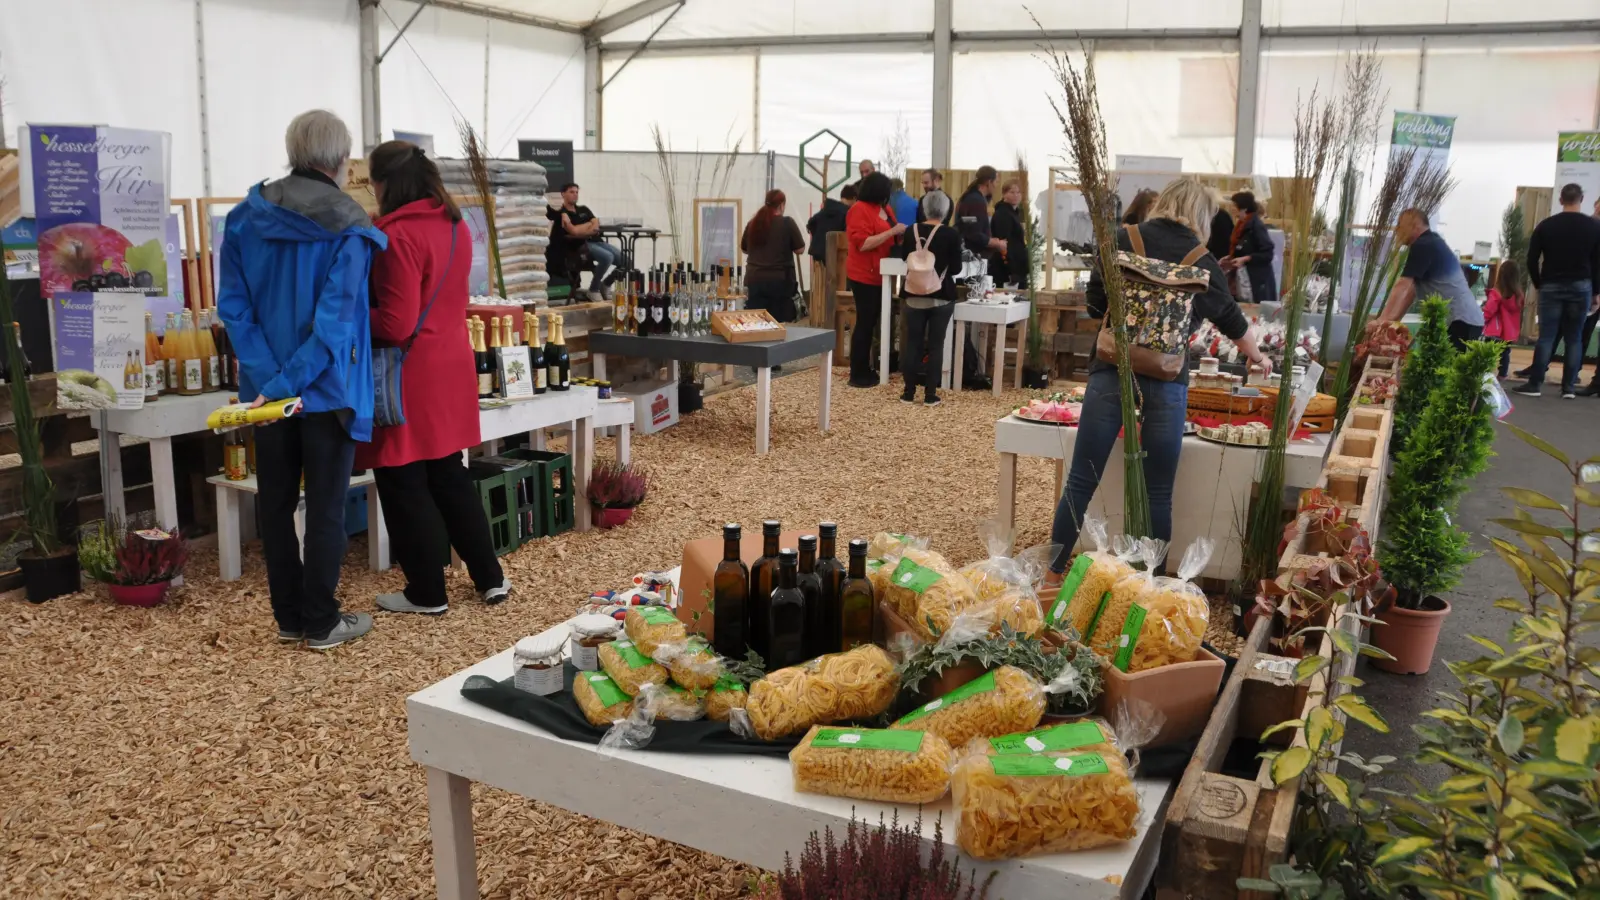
[1482,259,1524,379]
[845,172,906,387]
[358,140,510,615]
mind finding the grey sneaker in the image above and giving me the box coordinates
[376,592,448,615]
[277,629,304,643]
[479,577,512,605]
[306,612,374,650]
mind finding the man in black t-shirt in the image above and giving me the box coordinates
[1516,183,1600,398]
[547,183,618,301]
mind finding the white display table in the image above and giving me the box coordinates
[994,415,1330,580]
[407,619,1173,900]
[207,471,384,582]
[943,299,1032,396]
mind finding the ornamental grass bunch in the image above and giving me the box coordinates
[587,461,650,509]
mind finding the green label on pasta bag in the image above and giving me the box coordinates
[990,752,1111,777]
[812,728,925,752]
[1048,555,1095,627]
[583,672,631,707]
[1082,592,1112,639]
[637,606,679,625]
[895,670,998,726]
[1112,604,1148,672]
[989,722,1107,755]
[890,557,943,594]
[712,675,746,694]
[867,558,884,573]
[613,640,656,669]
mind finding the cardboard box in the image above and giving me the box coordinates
[617,378,679,435]
[678,527,810,641]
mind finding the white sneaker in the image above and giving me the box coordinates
[479,577,512,605]
[376,592,448,615]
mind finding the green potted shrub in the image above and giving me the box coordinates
[0,264,78,602]
[104,526,188,607]
[1388,295,1454,458]
[1372,340,1499,673]
[586,460,649,529]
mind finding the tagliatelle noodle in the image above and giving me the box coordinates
[745,644,898,741]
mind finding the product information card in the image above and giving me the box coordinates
[52,292,147,412]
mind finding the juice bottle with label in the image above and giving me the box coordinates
[143,312,162,399]
[176,312,203,396]
[161,313,179,396]
[195,309,220,392]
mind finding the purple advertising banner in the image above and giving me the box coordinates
[144,213,186,335]
[52,291,146,411]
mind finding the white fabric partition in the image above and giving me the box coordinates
[601,55,757,153]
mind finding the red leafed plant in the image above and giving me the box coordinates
[112,528,188,586]
[586,461,650,509]
[756,812,993,900]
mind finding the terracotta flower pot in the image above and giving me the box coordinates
[1370,597,1451,675]
[109,580,172,608]
[1099,648,1226,748]
[593,506,635,529]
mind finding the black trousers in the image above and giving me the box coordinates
[373,453,504,607]
[1447,320,1483,352]
[746,278,797,323]
[848,279,882,384]
[903,302,955,398]
[254,412,355,638]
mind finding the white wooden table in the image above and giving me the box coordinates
[94,393,218,530]
[477,386,599,532]
[878,258,906,386]
[408,622,1175,900]
[994,415,1330,580]
[207,471,385,582]
[944,300,1031,396]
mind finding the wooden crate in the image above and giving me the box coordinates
[711,309,786,343]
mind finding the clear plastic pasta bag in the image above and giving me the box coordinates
[640,682,705,721]
[598,638,670,695]
[882,549,978,641]
[1125,539,1214,672]
[1086,538,1169,658]
[1044,517,1136,640]
[866,532,931,599]
[963,718,1121,761]
[951,745,1141,858]
[957,520,1058,637]
[736,644,899,741]
[789,725,953,804]
[652,637,723,691]
[890,664,1047,749]
[705,676,748,722]
[623,605,687,657]
[574,670,635,727]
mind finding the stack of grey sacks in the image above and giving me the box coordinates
[437,158,552,305]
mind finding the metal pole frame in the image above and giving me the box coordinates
[1234,0,1262,174]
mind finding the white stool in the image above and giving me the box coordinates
[208,471,388,582]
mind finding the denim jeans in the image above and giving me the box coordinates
[902,302,955,399]
[254,412,356,639]
[585,240,618,288]
[1529,280,1591,391]
[1049,368,1188,571]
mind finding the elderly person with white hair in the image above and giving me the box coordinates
[215,110,387,650]
[894,189,963,406]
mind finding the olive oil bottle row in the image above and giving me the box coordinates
[143,308,236,400]
[710,520,875,669]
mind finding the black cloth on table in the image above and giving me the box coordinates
[460,663,800,756]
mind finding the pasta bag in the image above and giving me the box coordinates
[638,682,706,721]
[956,519,1057,637]
[623,605,687,657]
[653,637,723,691]
[1086,538,1169,660]
[968,718,1121,760]
[1044,518,1136,640]
[599,638,670,695]
[743,644,899,741]
[573,671,635,727]
[951,749,1140,858]
[790,725,953,804]
[1122,539,1213,672]
[890,665,1047,748]
[705,676,748,722]
[883,549,978,640]
[867,530,928,561]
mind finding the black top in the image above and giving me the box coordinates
[895,222,964,302]
[741,216,805,285]
[989,200,1030,288]
[1232,214,1277,302]
[1206,208,1234,261]
[1527,211,1600,290]
[547,203,596,259]
[1085,219,1249,380]
[955,187,993,257]
[805,199,849,261]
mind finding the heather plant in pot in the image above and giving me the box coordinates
[106,526,187,607]
[587,460,649,529]
[752,812,994,899]
[1373,340,1499,673]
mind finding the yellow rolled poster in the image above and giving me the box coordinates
[207,397,302,431]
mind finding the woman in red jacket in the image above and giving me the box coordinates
[845,172,907,387]
[359,141,509,615]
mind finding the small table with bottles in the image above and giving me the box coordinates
[587,326,836,455]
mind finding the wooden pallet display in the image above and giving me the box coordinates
[1156,373,1392,900]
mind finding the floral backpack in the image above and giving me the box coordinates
[1095,224,1211,381]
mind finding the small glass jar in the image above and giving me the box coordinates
[597,380,612,400]
[570,613,620,671]
[513,633,566,696]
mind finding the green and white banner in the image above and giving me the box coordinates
[1553,131,1600,216]
[1390,111,1456,169]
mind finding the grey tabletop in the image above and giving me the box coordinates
[587,326,836,368]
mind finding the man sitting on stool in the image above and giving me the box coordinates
[548,182,618,301]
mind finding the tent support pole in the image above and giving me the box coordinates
[1234,0,1262,174]
[932,0,952,169]
[360,0,382,154]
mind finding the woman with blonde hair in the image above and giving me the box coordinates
[1043,176,1270,583]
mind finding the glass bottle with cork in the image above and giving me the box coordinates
[838,539,876,650]
[529,315,547,395]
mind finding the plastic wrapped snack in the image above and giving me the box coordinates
[745,644,899,741]
[599,638,670,695]
[1086,538,1168,658]
[866,532,930,599]
[952,749,1140,858]
[957,520,1059,637]
[881,549,978,640]
[789,725,953,804]
[969,719,1121,760]
[891,665,1047,748]
[573,671,635,727]
[1113,539,1213,672]
[1044,517,1135,639]
[624,606,687,657]
[653,637,723,691]
[638,682,706,721]
[705,676,748,722]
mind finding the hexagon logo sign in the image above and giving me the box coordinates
[799,129,853,194]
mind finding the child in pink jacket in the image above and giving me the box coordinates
[1483,260,1524,378]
